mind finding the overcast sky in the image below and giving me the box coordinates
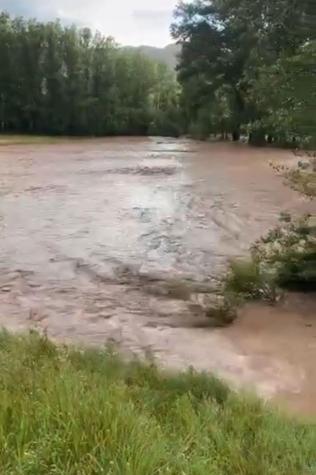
[0,0,178,46]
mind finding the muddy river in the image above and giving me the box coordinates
[0,137,315,415]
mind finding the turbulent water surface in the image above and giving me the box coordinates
[0,137,315,415]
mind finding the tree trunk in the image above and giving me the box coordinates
[232,88,244,142]
[0,93,5,132]
[232,129,240,141]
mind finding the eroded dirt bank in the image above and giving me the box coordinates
[0,137,315,415]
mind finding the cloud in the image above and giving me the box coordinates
[133,9,172,27]
[0,0,56,19]
[131,8,174,45]
[0,0,178,46]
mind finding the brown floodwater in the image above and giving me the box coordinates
[0,137,315,415]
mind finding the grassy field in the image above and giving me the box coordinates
[0,332,315,474]
[0,134,78,145]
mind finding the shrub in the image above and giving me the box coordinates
[225,215,316,299]
[277,250,316,291]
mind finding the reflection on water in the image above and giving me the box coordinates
[0,137,315,415]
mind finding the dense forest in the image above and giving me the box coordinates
[0,0,315,146]
[0,12,180,136]
[173,0,316,147]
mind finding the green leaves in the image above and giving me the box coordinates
[0,13,180,137]
[172,0,315,144]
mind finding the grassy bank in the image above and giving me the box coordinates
[0,332,315,474]
[0,135,80,146]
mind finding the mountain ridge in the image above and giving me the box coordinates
[123,44,180,70]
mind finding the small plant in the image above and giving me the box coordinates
[225,259,276,301]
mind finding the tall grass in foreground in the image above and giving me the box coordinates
[0,331,315,474]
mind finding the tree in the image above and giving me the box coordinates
[172,0,314,145]
[0,12,180,137]
[250,41,316,148]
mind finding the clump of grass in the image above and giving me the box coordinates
[0,134,76,146]
[224,259,277,301]
[0,331,315,474]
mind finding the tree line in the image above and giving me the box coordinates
[0,12,180,137]
[1,3,315,147]
[172,0,316,147]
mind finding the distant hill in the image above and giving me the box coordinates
[124,44,180,70]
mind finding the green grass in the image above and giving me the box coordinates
[224,259,276,301]
[0,331,315,474]
[0,134,81,145]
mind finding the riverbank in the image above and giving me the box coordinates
[0,134,97,146]
[0,331,315,474]
[0,134,65,145]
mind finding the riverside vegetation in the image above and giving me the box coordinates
[1,0,315,147]
[225,214,316,301]
[224,157,316,307]
[172,0,316,147]
[0,13,180,137]
[0,331,316,475]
